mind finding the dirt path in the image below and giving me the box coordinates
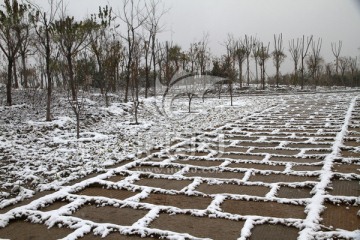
[0,94,359,240]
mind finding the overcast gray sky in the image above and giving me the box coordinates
[38,0,360,74]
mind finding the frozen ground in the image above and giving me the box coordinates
[0,91,359,239]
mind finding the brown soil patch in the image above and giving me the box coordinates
[150,213,244,240]
[251,148,300,156]
[146,156,167,162]
[185,169,245,180]
[140,193,212,209]
[223,147,249,153]
[291,165,323,172]
[270,156,323,163]
[0,220,73,240]
[129,166,181,175]
[195,183,270,197]
[173,159,223,167]
[228,162,285,171]
[72,205,148,226]
[226,136,259,141]
[177,151,209,157]
[249,173,319,183]
[134,177,192,191]
[286,143,331,149]
[341,150,360,158]
[236,142,280,148]
[328,179,360,196]
[305,149,332,155]
[332,163,360,174]
[105,160,132,169]
[321,202,360,231]
[343,140,360,147]
[221,199,306,219]
[282,129,318,133]
[267,137,309,142]
[80,232,156,239]
[39,199,71,211]
[75,185,139,200]
[277,186,313,199]
[106,174,127,182]
[216,153,265,160]
[249,224,299,240]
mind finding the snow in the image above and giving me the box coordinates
[0,91,359,239]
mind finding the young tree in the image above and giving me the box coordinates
[272,33,286,87]
[289,38,301,87]
[118,0,148,103]
[307,38,323,89]
[348,56,358,87]
[30,0,61,121]
[235,38,246,88]
[0,0,30,106]
[255,42,270,90]
[244,35,254,86]
[252,39,260,84]
[338,56,348,87]
[223,34,236,106]
[53,15,94,101]
[331,40,342,75]
[299,35,313,90]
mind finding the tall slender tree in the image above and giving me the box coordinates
[0,0,30,106]
[299,35,313,90]
[289,38,301,86]
[30,0,61,121]
[272,33,286,87]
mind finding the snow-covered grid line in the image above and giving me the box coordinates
[298,96,358,240]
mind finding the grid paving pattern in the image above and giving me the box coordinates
[0,94,359,240]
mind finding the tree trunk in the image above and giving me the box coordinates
[13,60,18,89]
[46,45,52,121]
[67,53,76,101]
[188,94,192,113]
[76,112,80,139]
[21,52,28,88]
[6,58,13,106]
[246,57,250,86]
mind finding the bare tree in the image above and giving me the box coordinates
[299,35,313,90]
[224,34,236,106]
[348,56,358,87]
[331,40,342,75]
[289,38,301,87]
[272,33,286,87]
[118,0,148,102]
[244,35,254,86]
[338,56,348,87]
[30,0,61,121]
[235,38,246,88]
[0,0,30,106]
[53,15,94,101]
[307,38,323,90]
[145,0,167,97]
[255,42,270,90]
[252,39,260,84]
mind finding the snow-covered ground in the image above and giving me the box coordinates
[0,90,276,208]
[0,90,359,240]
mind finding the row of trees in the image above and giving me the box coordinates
[0,0,359,118]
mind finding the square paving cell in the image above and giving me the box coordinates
[249,224,299,240]
[249,173,319,183]
[150,213,244,240]
[184,168,245,180]
[195,182,270,197]
[134,177,192,191]
[0,220,73,240]
[328,179,360,196]
[140,192,212,209]
[332,163,360,174]
[221,199,306,219]
[276,186,313,199]
[321,202,360,231]
[72,205,148,226]
[80,231,158,240]
[173,159,223,167]
[228,162,285,171]
[74,184,140,200]
[128,165,181,175]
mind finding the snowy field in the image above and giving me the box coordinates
[0,91,359,239]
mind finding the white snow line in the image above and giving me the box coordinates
[298,96,357,240]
